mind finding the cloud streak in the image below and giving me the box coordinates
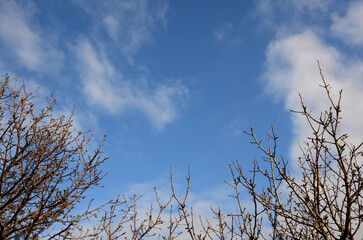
[0,1,43,70]
[76,40,188,130]
[76,0,168,60]
[72,0,186,130]
[254,0,333,32]
[0,0,62,72]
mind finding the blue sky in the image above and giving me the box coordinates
[1,0,363,210]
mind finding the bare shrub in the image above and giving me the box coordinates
[170,62,363,239]
[0,75,107,239]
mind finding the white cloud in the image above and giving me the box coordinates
[263,30,363,162]
[71,1,185,130]
[72,1,183,130]
[76,40,188,130]
[331,1,363,45]
[0,0,63,72]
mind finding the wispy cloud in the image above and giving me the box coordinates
[263,30,363,161]
[0,0,63,72]
[286,0,331,12]
[71,0,187,130]
[254,0,333,31]
[76,0,168,60]
[76,40,188,130]
[214,23,232,42]
[0,1,42,70]
[255,0,332,16]
[331,1,363,46]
